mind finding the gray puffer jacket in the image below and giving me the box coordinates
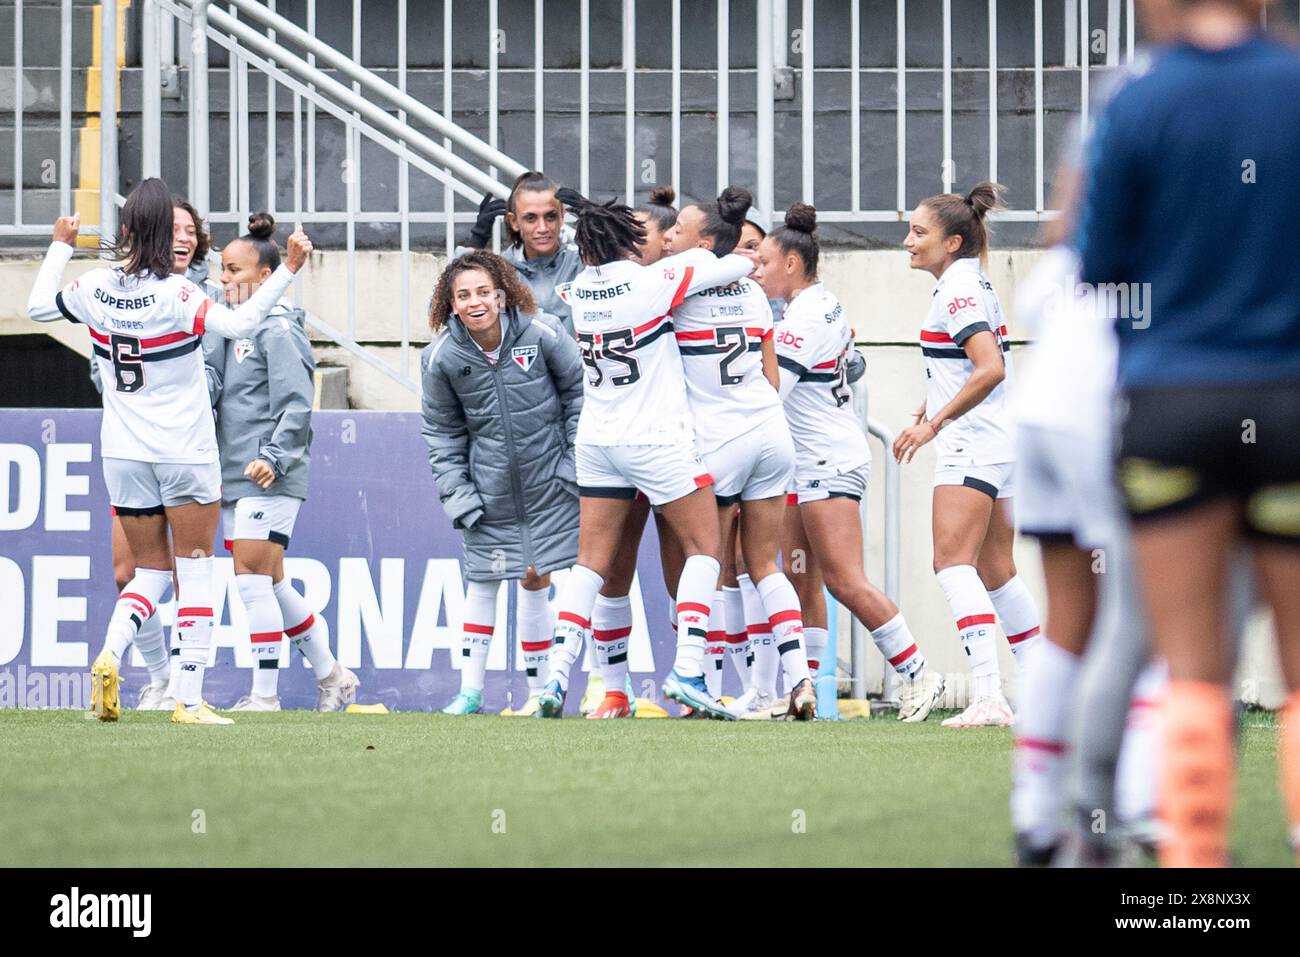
[421,307,583,581]
[503,244,582,336]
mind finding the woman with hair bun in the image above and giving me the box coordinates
[757,203,946,722]
[663,186,818,719]
[421,249,585,716]
[895,182,1040,728]
[217,213,358,713]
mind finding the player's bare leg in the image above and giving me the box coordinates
[656,485,731,718]
[802,496,941,720]
[931,485,1011,726]
[158,501,231,725]
[586,499,651,718]
[1253,539,1300,866]
[539,495,635,717]
[1131,501,1235,867]
[96,514,173,712]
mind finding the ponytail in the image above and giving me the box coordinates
[919,182,1006,263]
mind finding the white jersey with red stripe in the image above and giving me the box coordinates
[670,274,783,453]
[774,282,871,480]
[558,248,753,447]
[27,242,296,464]
[921,257,1016,466]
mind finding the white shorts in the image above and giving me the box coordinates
[703,420,796,506]
[577,442,713,507]
[1015,424,1121,549]
[934,459,1015,500]
[788,461,870,505]
[104,457,222,514]
[221,495,302,550]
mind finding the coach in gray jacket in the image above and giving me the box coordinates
[421,250,583,582]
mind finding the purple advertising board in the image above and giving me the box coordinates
[0,409,687,712]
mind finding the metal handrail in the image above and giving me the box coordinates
[185,0,525,187]
[184,3,510,202]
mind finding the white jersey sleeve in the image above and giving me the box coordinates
[178,263,297,339]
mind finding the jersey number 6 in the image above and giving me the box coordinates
[110,333,146,394]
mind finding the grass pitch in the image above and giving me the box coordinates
[0,709,1289,867]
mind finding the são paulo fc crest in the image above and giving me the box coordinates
[511,345,538,372]
[234,339,255,364]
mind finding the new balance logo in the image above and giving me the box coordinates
[50,887,151,937]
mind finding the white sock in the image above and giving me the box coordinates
[547,565,603,691]
[671,555,722,677]
[166,639,182,701]
[591,593,632,698]
[459,580,499,693]
[936,564,1002,700]
[236,573,284,698]
[988,575,1042,658]
[517,583,553,695]
[870,612,927,680]
[102,569,172,667]
[1011,638,1081,846]
[174,556,215,709]
[722,585,752,691]
[1117,660,1168,825]
[134,608,172,685]
[275,577,336,680]
[739,574,777,695]
[704,590,727,699]
[755,572,810,687]
[804,626,828,675]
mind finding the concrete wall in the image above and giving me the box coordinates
[4,245,1283,706]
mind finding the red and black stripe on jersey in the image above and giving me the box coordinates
[87,327,205,363]
[920,323,1011,359]
[778,355,841,382]
[675,325,769,356]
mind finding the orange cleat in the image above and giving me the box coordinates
[586,692,632,719]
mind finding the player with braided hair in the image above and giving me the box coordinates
[535,194,753,719]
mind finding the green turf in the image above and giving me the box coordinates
[0,710,1289,867]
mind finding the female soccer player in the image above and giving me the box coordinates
[535,196,753,719]
[27,177,312,725]
[756,204,946,722]
[580,186,682,719]
[1075,0,1300,867]
[664,186,819,720]
[894,183,1040,728]
[89,198,224,711]
[214,213,358,713]
[422,249,585,716]
[465,171,583,335]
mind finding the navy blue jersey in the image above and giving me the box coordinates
[1074,33,1300,388]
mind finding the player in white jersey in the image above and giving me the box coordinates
[581,187,683,719]
[664,186,817,720]
[88,198,222,713]
[27,177,312,726]
[895,183,1041,728]
[535,196,752,719]
[756,204,946,721]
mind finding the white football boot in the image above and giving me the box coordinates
[941,694,1014,728]
[898,671,946,722]
[229,693,282,712]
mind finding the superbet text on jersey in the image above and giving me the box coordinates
[920,257,1015,466]
[56,269,220,464]
[557,247,752,449]
[774,282,871,481]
